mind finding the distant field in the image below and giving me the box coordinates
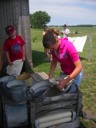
[30,27,96,128]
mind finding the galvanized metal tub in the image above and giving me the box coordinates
[7,80,27,103]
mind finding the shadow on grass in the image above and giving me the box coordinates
[32,50,50,67]
[79,56,88,61]
[32,51,88,68]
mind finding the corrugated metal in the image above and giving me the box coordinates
[0,0,33,71]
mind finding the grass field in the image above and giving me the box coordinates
[30,26,96,128]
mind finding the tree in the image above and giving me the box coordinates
[30,11,51,28]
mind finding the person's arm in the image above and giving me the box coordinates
[66,59,82,81]
[6,51,13,65]
[58,59,82,90]
[42,31,46,36]
[49,59,57,79]
[22,45,25,61]
[22,44,25,61]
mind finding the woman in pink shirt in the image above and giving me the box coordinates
[43,30,83,93]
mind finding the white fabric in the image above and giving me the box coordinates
[68,36,87,52]
[6,59,23,77]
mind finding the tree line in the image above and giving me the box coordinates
[30,11,96,28]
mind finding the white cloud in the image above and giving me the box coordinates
[29,0,96,25]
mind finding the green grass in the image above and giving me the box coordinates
[31,27,96,128]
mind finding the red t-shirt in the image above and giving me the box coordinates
[4,35,25,62]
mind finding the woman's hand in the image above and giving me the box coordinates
[22,56,26,61]
[57,79,68,90]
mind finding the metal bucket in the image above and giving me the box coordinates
[0,75,16,84]
[7,80,27,103]
[30,80,49,98]
[4,102,28,128]
[0,75,16,97]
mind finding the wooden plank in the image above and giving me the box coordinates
[31,73,41,82]
[37,72,48,80]
[35,73,44,81]
[31,72,48,85]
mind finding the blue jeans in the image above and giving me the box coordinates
[68,70,83,93]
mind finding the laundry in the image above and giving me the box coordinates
[6,59,23,77]
[68,36,87,52]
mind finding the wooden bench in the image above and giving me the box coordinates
[25,72,49,87]
[31,72,48,85]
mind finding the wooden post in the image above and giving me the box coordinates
[88,33,92,62]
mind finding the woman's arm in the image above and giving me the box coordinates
[49,59,57,79]
[58,59,83,90]
[6,51,13,65]
[66,59,82,81]
[22,45,25,61]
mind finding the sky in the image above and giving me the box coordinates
[29,0,96,26]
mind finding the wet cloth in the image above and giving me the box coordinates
[6,59,23,77]
[68,36,87,52]
[56,71,83,93]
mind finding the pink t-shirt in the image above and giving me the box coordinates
[51,38,79,75]
[4,35,25,62]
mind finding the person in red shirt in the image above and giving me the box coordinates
[4,25,25,75]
